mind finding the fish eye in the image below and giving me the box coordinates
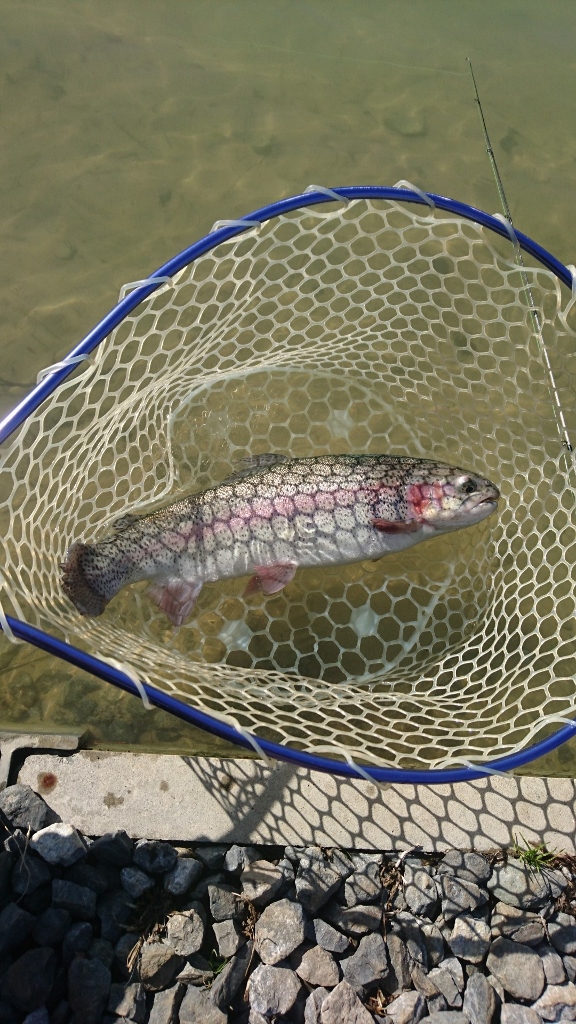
[458,477,478,495]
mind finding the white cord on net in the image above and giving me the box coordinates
[36,353,93,385]
[343,751,381,785]
[99,656,154,711]
[209,219,261,234]
[559,264,576,336]
[393,180,436,210]
[213,710,275,767]
[456,758,511,778]
[119,276,173,301]
[492,212,520,250]
[304,185,351,204]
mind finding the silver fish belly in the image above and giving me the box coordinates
[61,453,500,625]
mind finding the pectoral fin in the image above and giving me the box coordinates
[244,562,297,596]
[146,579,202,626]
[372,518,421,534]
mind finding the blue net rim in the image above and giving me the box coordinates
[2,185,575,783]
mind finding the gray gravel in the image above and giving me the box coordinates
[0,781,575,1023]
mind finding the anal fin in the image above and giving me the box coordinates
[244,562,297,596]
[372,518,421,534]
[146,579,202,626]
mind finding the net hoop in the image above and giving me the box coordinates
[1,185,575,784]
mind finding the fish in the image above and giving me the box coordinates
[61,453,499,626]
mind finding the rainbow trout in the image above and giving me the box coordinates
[61,453,499,626]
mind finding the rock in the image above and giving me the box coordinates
[175,953,214,986]
[0,901,35,953]
[462,972,496,1024]
[138,941,185,991]
[133,839,178,875]
[486,936,545,1001]
[341,931,389,992]
[50,1002,70,1024]
[68,955,111,1024]
[443,958,465,993]
[0,850,13,897]
[32,908,71,947]
[295,847,353,914]
[29,823,86,866]
[89,831,133,866]
[178,982,229,1023]
[120,866,155,899]
[565,956,576,982]
[97,890,135,944]
[323,902,383,936]
[248,964,302,1017]
[343,856,384,907]
[62,921,93,966]
[66,861,116,895]
[538,944,566,985]
[500,1007,542,1024]
[186,871,225,902]
[313,918,350,953]
[213,918,246,958]
[255,898,306,964]
[208,882,243,922]
[3,947,58,1012]
[437,851,491,885]
[148,983,185,1024]
[0,785,57,833]
[532,981,576,1021]
[293,945,340,987]
[491,902,545,946]
[52,879,97,919]
[381,934,411,994]
[241,860,285,906]
[448,914,491,962]
[419,1015,470,1024]
[210,941,252,1010]
[223,844,260,874]
[319,980,374,1023]
[305,987,329,1023]
[394,912,428,968]
[486,973,505,1004]
[21,1009,50,1024]
[412,964,443,1000]
[426,967,462,1009]
[163,857,203,896]
[403,859,439,918]
[165,906,206,957]
[422,923,446,967]
[386,990,426,1024]
[107,982,146,1022]
[488,859,565,910]
[438,875,488,921]
[547,912,576,955]
[20,882,52,916]
[194,844,229,870]
[10,853,52,896]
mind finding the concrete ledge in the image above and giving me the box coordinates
[17,751,576,852]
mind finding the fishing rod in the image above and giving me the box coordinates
[467,57,573,454]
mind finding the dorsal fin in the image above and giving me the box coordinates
[221,453,288,485]
[112,513,142,532]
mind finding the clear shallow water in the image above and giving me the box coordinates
[1,0,576,773]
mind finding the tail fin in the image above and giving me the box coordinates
[60,542,109,617]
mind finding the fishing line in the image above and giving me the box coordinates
[467,57,573,455]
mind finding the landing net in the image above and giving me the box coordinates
[1,187,576,776]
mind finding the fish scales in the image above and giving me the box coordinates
[61,453,499,626]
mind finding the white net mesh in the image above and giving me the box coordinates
[2,196,576,770]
